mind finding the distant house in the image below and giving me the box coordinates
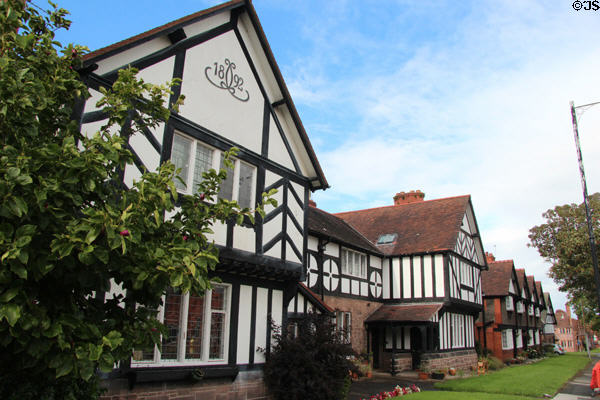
[476,255,522,361]
[555,306,585,352]
[542,292,557,344]
[477,254,551,361]
[306,191,488,372]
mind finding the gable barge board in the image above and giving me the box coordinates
[242,6,327,189]
[99,22,234,84]
[232,25,302,175]
[84,1,245,64]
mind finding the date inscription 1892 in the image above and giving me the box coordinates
[204,58,250,102]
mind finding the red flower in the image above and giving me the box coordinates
[119,229,130,236]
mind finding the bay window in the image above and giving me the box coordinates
[171,132,255,208]
[132,284,230,365]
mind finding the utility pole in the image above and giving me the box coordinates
[570,101,600,310]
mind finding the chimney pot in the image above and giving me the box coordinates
[393,190,425,205]
[308,199,317,208]
[485,252,495,262]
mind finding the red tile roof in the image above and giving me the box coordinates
[308,207,383,254]
[365,303,443,323]
[335,195,470,256]
[482,260,515,297]
[515,269,529,297]
[527,275,538,300]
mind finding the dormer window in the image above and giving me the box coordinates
[376,233,397,245]
[505,296,514,311]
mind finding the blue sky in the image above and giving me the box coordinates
[51,0,600,312]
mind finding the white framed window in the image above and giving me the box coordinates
[516,301,524,313]
[501,329,513,350]
[528,304,534,316]
[335,311,351,344]
[528,329,534,346]
[132,284,231,366]
[505,296,513,311]
[171,132,255,209]
[515,329,523,348]
[341,248,367,279]
[535,307,540,317]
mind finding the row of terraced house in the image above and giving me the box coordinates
[75,1,559,398]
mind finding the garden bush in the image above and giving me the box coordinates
[262,313,357,400]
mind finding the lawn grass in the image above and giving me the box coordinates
[431,353,590,398]
[406,391,535,400]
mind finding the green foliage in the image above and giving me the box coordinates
[529,193,600,316]
[262,313,357,400]
[0,1,274,398]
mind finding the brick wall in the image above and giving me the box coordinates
[420,349,477,372]
[99,370,271,400]
[323,295,376,355]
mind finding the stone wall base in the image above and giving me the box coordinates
[98,370,271,400]
[381,352,412,372]
[420,349,477,372]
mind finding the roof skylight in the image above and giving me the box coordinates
[376,233,397,245]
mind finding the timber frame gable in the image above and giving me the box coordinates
[77,0,329,283]
[75,2,330,395]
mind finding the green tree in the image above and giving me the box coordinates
[0,1,274,398]
[528,193,600,317]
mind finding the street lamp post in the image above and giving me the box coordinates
[570,100,600,311]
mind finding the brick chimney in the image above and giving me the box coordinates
[485,252,495,263]
[393,190,425,205]
[308,199,317,208]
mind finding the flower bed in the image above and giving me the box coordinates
[360,384,421,399]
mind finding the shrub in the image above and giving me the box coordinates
[486,356,505,371]
[262,313,357,400]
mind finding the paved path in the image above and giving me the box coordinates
[553,353,598,400]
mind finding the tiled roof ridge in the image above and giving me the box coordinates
[312,207,381,252]
[84,0,244,61]
[489,259,514,264]
[334,194,471,216]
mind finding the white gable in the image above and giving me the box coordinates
[508,279,515,294]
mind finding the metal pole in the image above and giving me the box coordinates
[570,101,600,310]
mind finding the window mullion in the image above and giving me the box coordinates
[202,289,212,361]
[178,293,190,361]
[232,159,241,202]
[155,295,166,362]
[188,142,198,195]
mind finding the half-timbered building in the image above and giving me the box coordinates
[542,292,557,344]
[77,1,327,399]
[305,191,488,372]
[477,255,522,361]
